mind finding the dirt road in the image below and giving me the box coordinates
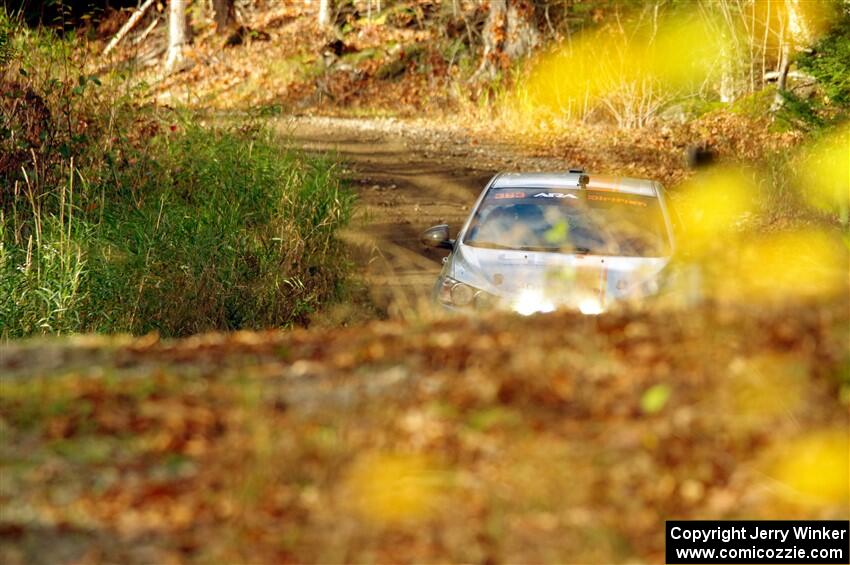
[282,116,567,318]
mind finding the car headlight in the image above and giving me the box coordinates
[577,296,604,315]
[513,288,556,316]
[450,281,475,306]
[438,277,496,309]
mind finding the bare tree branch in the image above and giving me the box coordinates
[103,0,156,56]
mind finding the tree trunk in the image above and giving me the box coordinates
[473,0,539,81]
[103,0,156,55]
[719,42,736,103]
[165,0,188,74]
[784,0,812,47]
[213,0,235,31]
[770,41,791,111]
[771,0,812,111]
[318,0,333,29]
[504,0,539,59]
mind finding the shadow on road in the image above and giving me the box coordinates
[282,117,494,318]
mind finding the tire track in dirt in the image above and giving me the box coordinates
[282,116,552,318]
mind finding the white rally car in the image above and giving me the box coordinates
[421,170,676,315]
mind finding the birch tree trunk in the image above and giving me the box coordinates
[103,0,156,55]
[771,0,812,110]
[165,0,188,74]
[472,0,539,81]
[475,0,506,80]
[318,0,333,29]
[719,42,736,103]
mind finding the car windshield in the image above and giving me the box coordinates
[463,188,671,257]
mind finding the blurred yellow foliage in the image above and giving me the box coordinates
[672,163,847,303]
[719,230,849,302]
[513,14,726,128]
[795,123,850,221]
[641,383,672,415]
[674,166,755,255]
[728,354,808,425]
[344,453,450,524]
[643,16,725,90]
[765,429,850,506]
[751,0,838,49]
[508,0,838,130]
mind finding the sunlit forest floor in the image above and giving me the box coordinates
[2,2,849,562]
[154,4,804,193]
[2,303,848,563]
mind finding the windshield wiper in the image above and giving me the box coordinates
[573,246,591,254]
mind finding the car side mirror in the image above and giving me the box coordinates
[421,224,454,250]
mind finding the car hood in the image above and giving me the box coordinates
[450,243,670,313]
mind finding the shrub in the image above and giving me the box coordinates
[1,121,354,338]
[0,17,354,339]
[85,124,354,335]
[797,14,850,108]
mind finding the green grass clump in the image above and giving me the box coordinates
[0,15,354,338]
[797,13,850,109]
[87,124,354,335]
[0,122,354,338]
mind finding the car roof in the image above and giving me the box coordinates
[491,172,658,197]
